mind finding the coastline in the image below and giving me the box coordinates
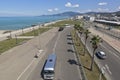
[0,19,65,41]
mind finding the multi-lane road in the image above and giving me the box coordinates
[27,26,81,80]
[0,27,82,80]
[79,28,120,80]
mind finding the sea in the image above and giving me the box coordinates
[0,16,68,30]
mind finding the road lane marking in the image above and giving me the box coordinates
[25,51,45,80]
[103,66,106,70]
[38,50,44,56]
[105,64,112,75]
[53,32,61,53]
[17,50,44,80]
[17,59,34,80]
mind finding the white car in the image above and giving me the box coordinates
[96,51,106,59]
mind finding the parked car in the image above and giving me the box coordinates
[58,27,64,31]
[96,51,106,59]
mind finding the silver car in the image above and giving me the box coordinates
[96,51,106,59]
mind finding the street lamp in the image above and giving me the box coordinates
[38,24,41,50]
[9,30,12,39]
[22,27,24,34]
[15,34,18,44]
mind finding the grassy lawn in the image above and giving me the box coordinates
[0,39,28,54]
[21,19,83,36]
[0,28,51,54]
[114,26,120,30]
[71,30,106,80]
[21,27,51,36]
[46,19,83,27]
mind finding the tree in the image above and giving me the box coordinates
[90,35,102,70]
[78,26,84,36]
[74,24,79,31]
[84,29,91,55]
[74,24,77,29]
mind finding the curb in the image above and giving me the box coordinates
[70,31,88,80]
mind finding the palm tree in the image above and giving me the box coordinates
[90,35,102,70]
[74,24,80,40]
[78,25,84,36]
[74,24,78,30]
[84,29,91,55]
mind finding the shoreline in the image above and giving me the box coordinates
[0,19,65,41]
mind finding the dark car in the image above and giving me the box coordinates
[58,27,64,31]
[96,51,106,59]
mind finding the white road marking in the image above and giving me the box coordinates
[53,32,61,53]
[17,59,34,80]
[38,50,44,56]
[105,64,112,75]
[103,66,106,70]
[25,51,45,80]
[17,50,44,80]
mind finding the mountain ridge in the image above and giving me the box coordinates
[39,11,120,17]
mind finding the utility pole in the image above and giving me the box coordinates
[9,31,12,39]
[38,24,41,49]
[22,28,24,34]
[15,34,18,44]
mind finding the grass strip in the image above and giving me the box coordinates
[71,30,106,80]
[0,27,51,54]
[21,27,51,36]
[46,19,83,27]
[0,39,28,54]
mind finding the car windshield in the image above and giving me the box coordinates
[44,70,54,75]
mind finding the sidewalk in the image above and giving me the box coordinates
[89,27,120,53]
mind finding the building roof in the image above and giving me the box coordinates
[44,54,56,71]
[95,19,120,25]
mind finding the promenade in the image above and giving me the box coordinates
[89,27,120,53]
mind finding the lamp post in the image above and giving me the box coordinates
[38,24,41,50]
[15,34,18,44]
[9,31,12,39]
[22,27,24,34]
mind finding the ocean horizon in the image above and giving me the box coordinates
[0,16,68,30]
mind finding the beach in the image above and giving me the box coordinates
[0,20,62,41]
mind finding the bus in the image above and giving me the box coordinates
[42,54,57,80]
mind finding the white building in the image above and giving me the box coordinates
[73,15,84,20]
[90,17,95,22]
[83,16,95,22]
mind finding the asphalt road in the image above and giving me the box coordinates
[26,26,81,80]
[79,32,120,80]
[0,28,58,80]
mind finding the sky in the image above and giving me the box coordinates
[0,0,120,16]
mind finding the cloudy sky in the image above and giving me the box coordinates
[0,0,120,16]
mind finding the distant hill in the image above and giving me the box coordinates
[41,11,81,17]
[113,11,120,17]
[39,11,120,18]
[85,11,120,17]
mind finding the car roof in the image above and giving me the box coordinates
[99,51,105,55]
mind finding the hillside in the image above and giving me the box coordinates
[41,11,81,17]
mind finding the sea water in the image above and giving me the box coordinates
[0,16,68,30]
